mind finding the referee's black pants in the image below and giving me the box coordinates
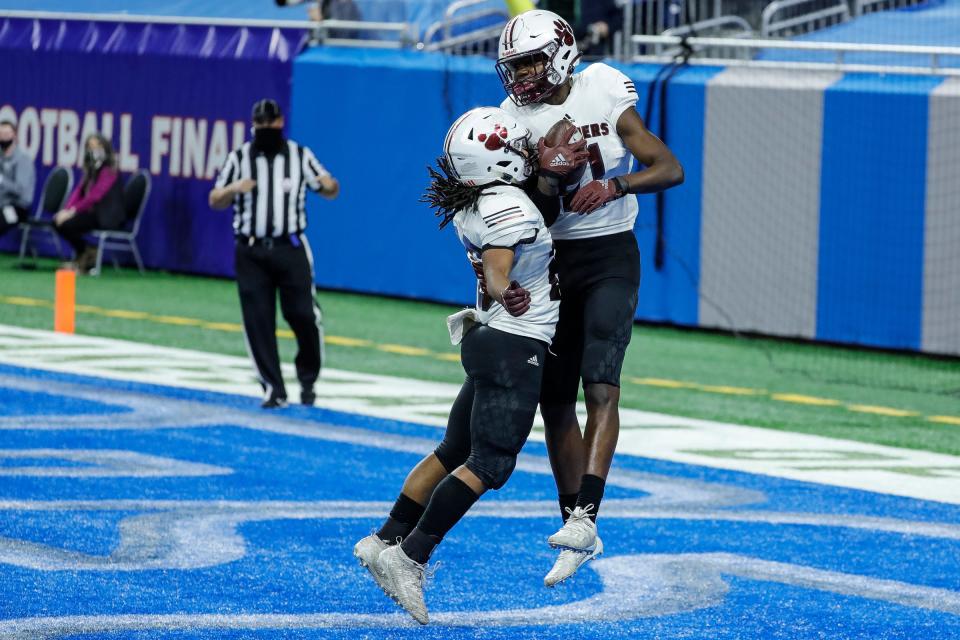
[235,237,323,401]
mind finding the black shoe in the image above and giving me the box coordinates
[300,387,316,406]
[261,395,288,409]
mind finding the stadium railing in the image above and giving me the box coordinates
[619,0,938,62]
[655,16,755,59]
[418,0,509,56]
[854,0,930,16]
[760,0,851,38]
[625,0,726,39]
[311,19,416,48]
[628,33,960,75]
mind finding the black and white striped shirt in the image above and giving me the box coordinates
[215,140,329,238]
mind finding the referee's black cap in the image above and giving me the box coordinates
[252,99,283,124]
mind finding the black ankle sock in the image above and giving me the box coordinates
[400,475,479,564]
[400,527,442,565]
[576,474,606,522]
[558,493,578,523]
[376,493,425,543]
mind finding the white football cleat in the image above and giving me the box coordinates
[547,504,597,550]
[376,544,431,625]
[353,533,389,579]
[354,534,389,568]
[544,536,604,587]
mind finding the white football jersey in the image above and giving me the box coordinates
[501,62,639,241]
[452,185,560,344]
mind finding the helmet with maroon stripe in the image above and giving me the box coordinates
[496,10,581,107]
[443,107,534,187]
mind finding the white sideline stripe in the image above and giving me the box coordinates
[1,324,959,505]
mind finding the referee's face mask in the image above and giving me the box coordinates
[251,98,285,155]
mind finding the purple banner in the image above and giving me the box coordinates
[0,18,306,275]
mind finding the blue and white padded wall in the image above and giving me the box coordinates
[288,48,960,356]
[690,67,960,356]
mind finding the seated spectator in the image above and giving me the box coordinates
[53,133,124,273]
[0,120,36,239]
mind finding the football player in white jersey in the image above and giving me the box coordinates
[352,107,586,624]
[496,10,685,587]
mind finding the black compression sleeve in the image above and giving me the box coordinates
[524,180,562,228]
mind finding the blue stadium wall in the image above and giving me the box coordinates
[1,18,957,356]
[292,49,960,356]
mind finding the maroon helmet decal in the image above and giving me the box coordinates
[553,20,574,46]
[477,124,509,151]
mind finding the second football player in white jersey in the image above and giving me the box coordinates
[454,181,558,344]
[496,10,685,587]
[352,106,587,624]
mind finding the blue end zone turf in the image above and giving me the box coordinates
[0,363,958,638]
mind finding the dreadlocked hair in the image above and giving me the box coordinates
[421,156,490,229]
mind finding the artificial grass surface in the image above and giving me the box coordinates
[1,253,958,454]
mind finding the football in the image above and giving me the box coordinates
[542,117,586,190]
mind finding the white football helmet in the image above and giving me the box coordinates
[496,10,581,106]
[443,107,534,187]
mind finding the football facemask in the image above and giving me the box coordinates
[497,11,581,106]
[496,51,562,107]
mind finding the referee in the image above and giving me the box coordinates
[208,98,340,408]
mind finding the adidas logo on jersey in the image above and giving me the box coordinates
[527,355,540,367]
[549,153,571,168]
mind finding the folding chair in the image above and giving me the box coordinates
[89,170,151,276]
[17,166,73,264]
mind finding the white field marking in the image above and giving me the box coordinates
[1,552,959,638]
[0,375,765,513]
[1,382,957,574]
[3,497,960,572]
[1,324,960,504]
[0,449,231,478]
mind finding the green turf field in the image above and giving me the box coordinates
[1,253,958,455]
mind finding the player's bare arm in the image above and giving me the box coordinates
[570,108,683,215]
[482,247,531,317]
[616,108,683,194]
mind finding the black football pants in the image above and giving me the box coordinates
[235,239,323,400]
[433,325,547,490]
